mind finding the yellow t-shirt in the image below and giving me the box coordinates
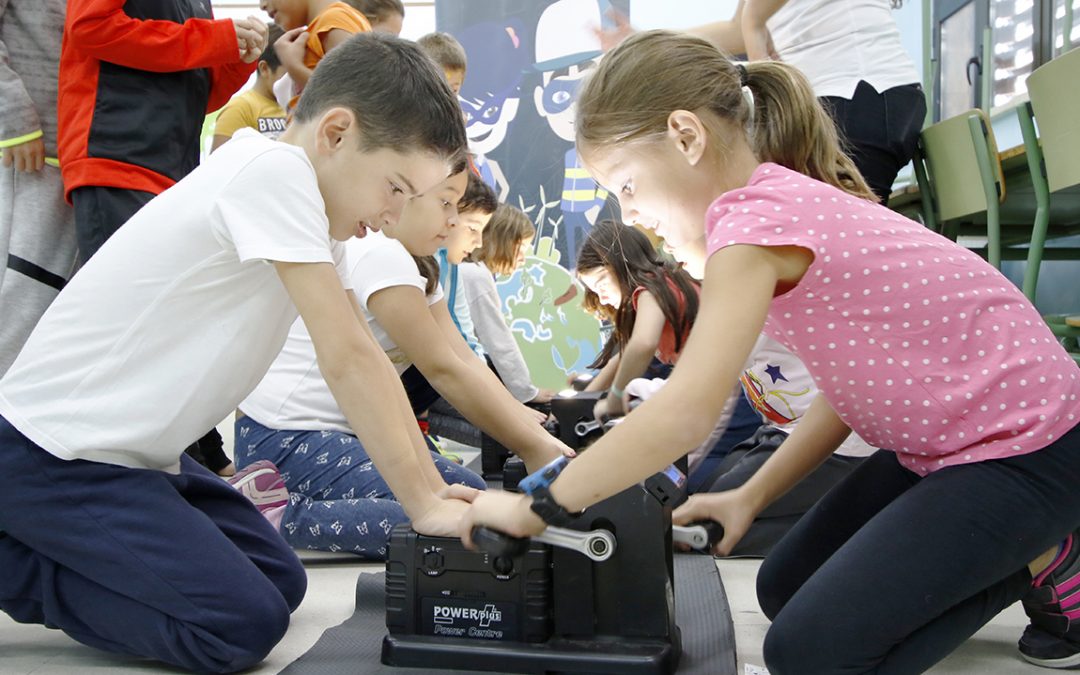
[215,90,287,141]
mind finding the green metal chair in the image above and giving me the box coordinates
[1022,46,1080,364]
[914,107,1080,299]
[913,108,1007,262]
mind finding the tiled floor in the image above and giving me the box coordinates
[0,428,1053,674]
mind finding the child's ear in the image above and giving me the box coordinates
[666,110,707,167]
[316,107,357,154]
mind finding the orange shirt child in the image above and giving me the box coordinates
[303,2,370,69]
[283,2,370,110]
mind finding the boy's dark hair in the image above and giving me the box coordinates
[345,0,405,23]
[294,33,467,174]
[259,23,286,70]
[577,220,700,370]
[416,32,468,72]
[457,171,498,215]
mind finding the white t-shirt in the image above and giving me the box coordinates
[0,129,349,472]
[741,334,876,458]
[767,0,920,98]
[458,262,538,403]
[241,231,443,433]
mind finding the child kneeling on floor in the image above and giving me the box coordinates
[0,34,470,673]
[461,31,1080,674]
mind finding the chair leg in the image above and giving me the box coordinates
[1016,103,1052,303]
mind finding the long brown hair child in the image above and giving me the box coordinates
[576,220,699,417]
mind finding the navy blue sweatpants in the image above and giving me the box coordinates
[0,415,307,673]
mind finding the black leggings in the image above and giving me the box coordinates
[757,421,1080,674]
[702,426,865,557]
[821,81,927,204]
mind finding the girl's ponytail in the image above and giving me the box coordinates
[744,62,875,201]
[577,30,875,201]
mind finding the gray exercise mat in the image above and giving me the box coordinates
[280,553,736,675]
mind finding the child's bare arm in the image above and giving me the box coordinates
[741,0,786,60]
[612,291,666,389]
[593,291,665,418]
[459,244,811,543]
[274,260,468,536]
[549,245,810,510]
[344,289,455,495]
[279,26,352,89]
[373,289,567,470]
[583,355,619,392]
[673,396,849,553]
[597,2,749,56]
[686,0,749,55]
[319,27,353,54]
[438,300,550,428]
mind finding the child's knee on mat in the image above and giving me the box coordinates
[762,613,836,675]
[754,557,789,621]
[215,591,296,672]
[278,554,308,612]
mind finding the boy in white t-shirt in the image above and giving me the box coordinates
[236,175,570,557]
[0,34,469,673]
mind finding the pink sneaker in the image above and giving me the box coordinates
[228,460,289,530]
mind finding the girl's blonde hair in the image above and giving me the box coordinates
[468,204,535,275]
[576,30,875,202]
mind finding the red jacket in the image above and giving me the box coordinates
[58,0,256,201]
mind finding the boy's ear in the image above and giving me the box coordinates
[665,110,708,167]
[315,107,357,154]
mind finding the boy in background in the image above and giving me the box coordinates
[0,0,77,376]
[417,30,467,94]
[0,34,470,672]
[212,22,289,152]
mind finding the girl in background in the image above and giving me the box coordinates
[575,220,700,421]
[576,220,760,486]
[458,204,555,405]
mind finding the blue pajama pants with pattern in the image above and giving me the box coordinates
[234,417,485,559]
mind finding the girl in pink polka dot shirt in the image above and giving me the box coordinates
[459,31,1080,672]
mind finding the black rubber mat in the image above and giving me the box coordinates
[280,553,736,675]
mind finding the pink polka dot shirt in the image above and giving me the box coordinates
[705,163,1080,475]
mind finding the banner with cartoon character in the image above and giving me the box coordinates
[438,0,628,388]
